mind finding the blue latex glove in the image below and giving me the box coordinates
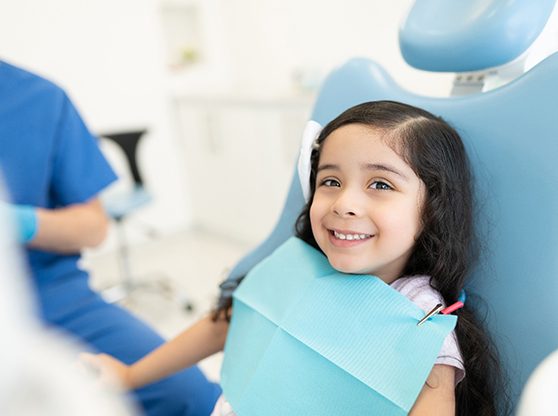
[0,202,38,243]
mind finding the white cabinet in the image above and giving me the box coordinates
[173,94,314,244]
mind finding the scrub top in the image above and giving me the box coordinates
[0,60,117,285]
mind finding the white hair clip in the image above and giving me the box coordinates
[297,120,323,202]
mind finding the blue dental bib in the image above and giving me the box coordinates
[221,237,456,415]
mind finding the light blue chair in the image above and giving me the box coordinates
[220,1,558,411]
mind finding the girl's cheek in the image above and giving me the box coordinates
[309,204,318,229]
[309,199,321,219]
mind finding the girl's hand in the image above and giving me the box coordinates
[79,353,134,390]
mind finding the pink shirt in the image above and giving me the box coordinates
[391,275,465,384]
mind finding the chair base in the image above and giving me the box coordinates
[101,277,195,313]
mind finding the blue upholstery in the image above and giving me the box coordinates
[399,0,556,72]
[226,54,558,408]
[104,185,152,221]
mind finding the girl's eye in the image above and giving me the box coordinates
[370,181,392,191]
[321,179,340,187]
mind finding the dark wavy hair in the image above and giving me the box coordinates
[294,101,508,415]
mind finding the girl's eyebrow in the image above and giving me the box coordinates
[316,163,339,173]
[363,163,409,181]
[317,163,409,181]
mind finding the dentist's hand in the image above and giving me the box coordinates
[79,353,134,390]
[0,201,38,243]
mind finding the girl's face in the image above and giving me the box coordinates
[310,124,425,283]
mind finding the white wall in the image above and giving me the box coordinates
[217,0,453,96]
[0,0,453,248]
[0,0,191,240]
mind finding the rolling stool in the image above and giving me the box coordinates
[99,129,194,312]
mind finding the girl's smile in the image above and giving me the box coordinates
[310,123,425,283]
[328,228,374,247]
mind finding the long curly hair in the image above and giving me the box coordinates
[294,101,508,415]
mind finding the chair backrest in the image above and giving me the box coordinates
[227,53,558,409]
[99,129,152,221]
[101,130,148,187]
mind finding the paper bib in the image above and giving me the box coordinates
[221,238,456,415]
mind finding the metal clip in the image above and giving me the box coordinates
[417,303,444,326]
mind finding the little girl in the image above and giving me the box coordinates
[84,101,505,415]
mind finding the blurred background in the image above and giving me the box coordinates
[0,0,454,380]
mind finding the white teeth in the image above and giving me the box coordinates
[333,230,371,240]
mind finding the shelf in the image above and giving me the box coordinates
[158,0,203,71]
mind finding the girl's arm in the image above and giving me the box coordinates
[409,364,456,416]
[82,314,229,389]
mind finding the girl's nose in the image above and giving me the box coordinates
[332,189,361,217]
[333,208,357,217]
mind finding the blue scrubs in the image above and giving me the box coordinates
[0,61,221,415]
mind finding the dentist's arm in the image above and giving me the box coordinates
[2,198,109,253]
[30,198,109,252]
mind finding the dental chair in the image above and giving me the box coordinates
[219,0,558,412]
